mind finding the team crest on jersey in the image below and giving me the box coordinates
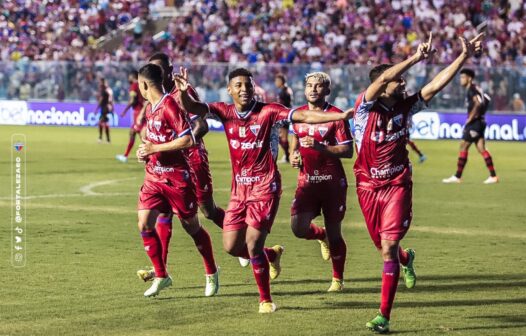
[318,127,328,137]
[250,124,261,136]
[239,127,246,138]
[230,139,240,149]
[393,114,403,127]
[153,120,162,132]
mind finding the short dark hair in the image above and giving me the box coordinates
[460,68,475,78]
[228,68,253,82]
[148,52,171,68]
[369,64,394,83]
[138,63,163,85]
[275,73,287,83]
[129,70,138,78]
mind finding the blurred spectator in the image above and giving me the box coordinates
[511,93,525,112]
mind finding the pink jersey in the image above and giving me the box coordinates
[207,101,293,199]
[292,103,352,186]
[352,90,426,190]
[144,94,192,184]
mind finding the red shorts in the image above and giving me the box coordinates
[138,179,197,220]
[291,179,347,224]
[357,184,412,249]
[187,147,213,204]
[223,196,280,233]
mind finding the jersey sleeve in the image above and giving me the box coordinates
[334,120,353,145]
[165,99,192,138]
[206,102,228,122]
[265,102,294,126]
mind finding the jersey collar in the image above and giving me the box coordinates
[235,100,257,119]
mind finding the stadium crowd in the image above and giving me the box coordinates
[0,0,525,111]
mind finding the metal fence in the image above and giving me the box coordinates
[1,61,525,113]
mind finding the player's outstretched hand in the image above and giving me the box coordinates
[460,32,485,57]
[173,66,190,92]
[136,148,146,162]
[341,107,354,121]
[415,32,433,61]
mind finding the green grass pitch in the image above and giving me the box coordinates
[1,125,525,335]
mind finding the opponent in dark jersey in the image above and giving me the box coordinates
[442,68,498,184]
[275,73,294,163]
[96,78,113,143]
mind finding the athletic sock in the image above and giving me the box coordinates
[190,227,217,275]
[123,136,136,157]
[398,246,409,266]
[141,230,167,278]
[250,254,272,302]
[329,238,347,280]
[482,150,496,177]
[155,217,172,266]
[455,150,468,178]
[380,260,400,320]
[305,223,326,240]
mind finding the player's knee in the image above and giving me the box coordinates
[380,243,399,261]
[291,222,308,238]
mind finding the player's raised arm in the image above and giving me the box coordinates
[420,33,484,103]
[173,67,209,117]
[364,33,433,102]
[191,116,209,140]
[291,107,353,124]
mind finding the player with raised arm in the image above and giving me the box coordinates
[116,70,145,163]
[352,33,484,333]
[174,67,352,313]
[442,68,498,184]
[289,72,353,292]
[135,63,219,298]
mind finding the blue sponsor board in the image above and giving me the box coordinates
[1,100,525,141]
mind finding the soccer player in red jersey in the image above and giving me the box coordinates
[134,63,219,298]
[289,72,353,292]
[352,33,484,333]
[174,67,352,313]
[116,70,145,163]
[442,68,498,184]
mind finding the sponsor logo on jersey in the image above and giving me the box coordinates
[229,127,234,134]
[370,164,405,179]
[152,162,175,174]
[305,170,333,183]
[318,126,328,137]
[250,124,261,136]
[239,126,246,138]
[240,140,264,150]
[147,131,167,142]
[235,169,262,185]
[308,127,315,136]
[230,139,240,149]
